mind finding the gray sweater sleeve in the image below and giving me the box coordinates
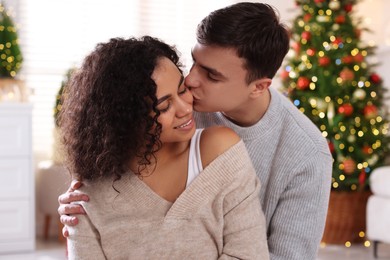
[267,151,332,260]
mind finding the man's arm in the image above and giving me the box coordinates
[58,180,89,237]
[268,151,332,260]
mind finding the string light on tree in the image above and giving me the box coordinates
[0,2,23,78]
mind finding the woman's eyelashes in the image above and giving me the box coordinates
[178,85,188,95]
[158,101,171,113]
[158,86,188,113]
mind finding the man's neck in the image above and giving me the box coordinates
[222,89,271,127]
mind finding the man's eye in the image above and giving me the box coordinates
[207,73,218,82]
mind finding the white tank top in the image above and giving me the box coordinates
[186,129,204,187]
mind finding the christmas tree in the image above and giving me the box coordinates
[54,68,75,126]
[0,2,23,78]
[281,0,390,192]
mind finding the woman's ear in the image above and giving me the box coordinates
[249,78,272,98]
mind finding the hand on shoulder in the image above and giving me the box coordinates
[200,126,241,168]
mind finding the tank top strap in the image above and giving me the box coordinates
[186,128,204,187]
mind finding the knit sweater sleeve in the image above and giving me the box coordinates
[219,175,269,260]
[268,150,332,260]
[67,202,107,260]
[207,141,269,260]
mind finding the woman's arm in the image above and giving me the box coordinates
[219,171,269,259]
[67,202,106,260]
[200,126,269,259]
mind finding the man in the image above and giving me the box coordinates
[58,3,332,259]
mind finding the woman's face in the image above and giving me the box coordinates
[152,57,195,144]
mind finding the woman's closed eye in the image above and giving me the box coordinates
[178,85,188,95]
[158,101,171,113]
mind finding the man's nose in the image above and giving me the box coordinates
[184,69,200,89]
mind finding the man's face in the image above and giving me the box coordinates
[185,43,252,114]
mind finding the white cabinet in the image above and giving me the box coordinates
[0,103,34,254]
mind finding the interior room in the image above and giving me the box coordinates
[0,0,389,259]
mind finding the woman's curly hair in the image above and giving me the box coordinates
[59,36,182,181]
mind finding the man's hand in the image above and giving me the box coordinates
[58,180,89,237]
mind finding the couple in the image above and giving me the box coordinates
[58,2,332,260]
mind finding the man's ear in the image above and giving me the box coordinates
[250,78,272,98]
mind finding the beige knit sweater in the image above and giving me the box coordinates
[67,141,269,260]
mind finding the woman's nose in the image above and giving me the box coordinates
[176,98,193,117]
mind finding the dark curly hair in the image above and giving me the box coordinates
[59,36,182,181]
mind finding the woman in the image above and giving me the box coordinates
[60,36,269,259]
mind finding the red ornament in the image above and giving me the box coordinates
[280,69,289,81]
[338,103,354,116]
[340,68,354,81]
[343,158,356,174]
[301,31,311,41]
[359,169,366,187]
[306,48,316,56]
[303,14,312,22]
[292,41,301,54]
[354,53,364,63]
[344,4,353,13]
[318,56,331,66]
[327,140,335,153]
[333,37,343,45]
[314,0,325,3]
[370,73,381,84]
[363,104,378,118]
[297,76,311,90]
[342,55,354,64]
[355,29,361,39]
[335,15,346,24]
[362,145,372,155]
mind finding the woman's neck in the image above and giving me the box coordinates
[130,140,190,176]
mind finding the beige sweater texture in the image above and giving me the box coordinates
[67,141,270,260]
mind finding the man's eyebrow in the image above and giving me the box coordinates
[157,74,185,105]
[191,51,226,79]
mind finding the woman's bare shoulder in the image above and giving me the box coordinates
[200,126,241,168]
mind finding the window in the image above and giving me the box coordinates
[9,0,234,164]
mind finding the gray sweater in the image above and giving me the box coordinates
[194,87,333,260]
[67,141,270,260]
